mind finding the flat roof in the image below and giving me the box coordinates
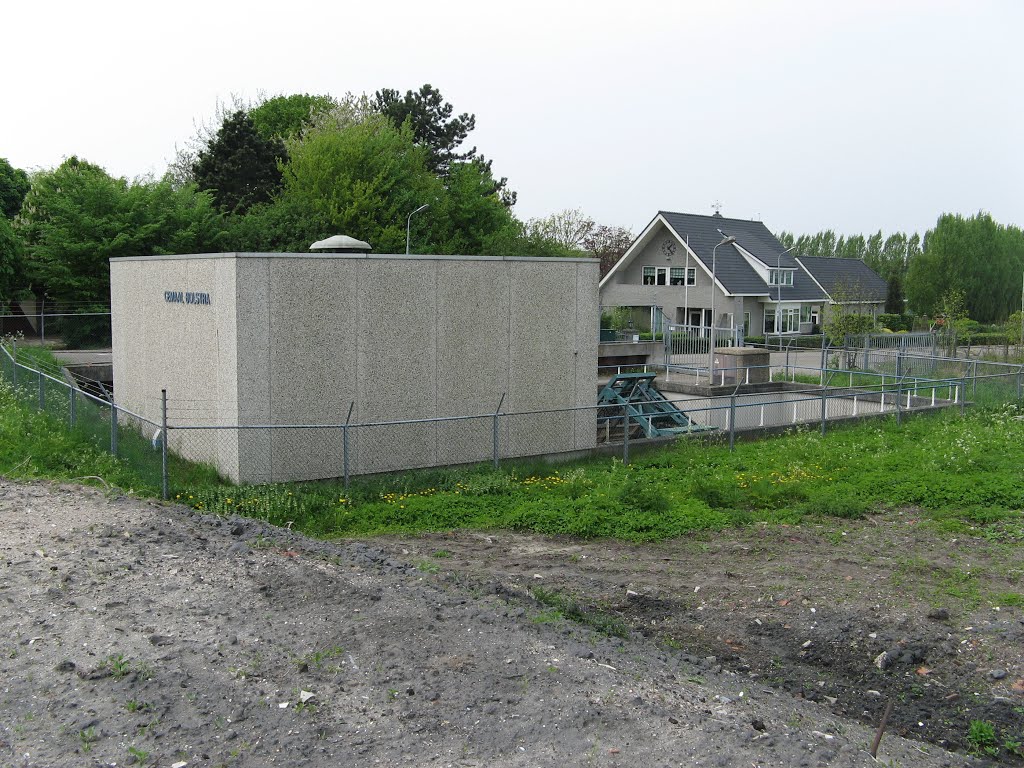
[110,252,598,264]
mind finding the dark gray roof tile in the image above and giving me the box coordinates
[660,212,829,301]
[797,256,888,303]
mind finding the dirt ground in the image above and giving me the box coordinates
[0,480,1019,767]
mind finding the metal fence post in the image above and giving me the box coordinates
[960,377,966,415]
[493,393,505,470]
[895,353,903,426]
[972,361,978,399]
[110,397,119,456]
[69,386,76,428]
[37,369,44,410]
[492,414,500,469]
[820,387,827,435]
[622,413,630,465]
[728,393,736,451]
[1017,366,1022,400]
[343,401,354,491]
[342,425,350,490]
[161,389,169,500]
[10,340,16,390]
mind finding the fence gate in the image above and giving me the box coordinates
[664,323,743,379]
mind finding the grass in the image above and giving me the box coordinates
[3,344,1024,553]
[164,404,1024,545]
[531,587,631,638]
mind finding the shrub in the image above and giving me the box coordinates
[877,314,914,332]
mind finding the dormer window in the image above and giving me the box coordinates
[768,269,794,286]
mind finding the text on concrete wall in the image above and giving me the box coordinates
[164,291,212,306]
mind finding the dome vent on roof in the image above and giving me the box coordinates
[309,235,371,253]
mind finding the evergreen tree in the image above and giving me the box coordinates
[193,110,286,214]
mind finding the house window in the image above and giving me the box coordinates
[768,269,794,286]
[743,312,750,334]
[643,266,669,285]
[669,267,695,286]
[766,308,800,333]
[780,308,800,333]
[800,305,811,323]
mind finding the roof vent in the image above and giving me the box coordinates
[309,235,371,254]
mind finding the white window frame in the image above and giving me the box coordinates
[643,266,669,286]
[768,269,794,287]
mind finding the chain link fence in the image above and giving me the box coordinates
[2,340,1012,501]
[0,341,165,490]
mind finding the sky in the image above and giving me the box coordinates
[3,0,1022,238]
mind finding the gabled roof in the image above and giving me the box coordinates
[797,256,888,303]
[660,212,828,301]
[602,211,828,301]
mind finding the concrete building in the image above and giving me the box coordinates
[110,252,598,483]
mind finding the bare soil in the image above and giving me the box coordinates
[0,480,1019,767]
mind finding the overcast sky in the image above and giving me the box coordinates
[4,0,1022,238]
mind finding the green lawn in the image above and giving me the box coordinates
[4,358,1022,544]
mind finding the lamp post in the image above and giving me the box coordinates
[708,234,737,383]
[406,204,429,255]
[775,244,798,339]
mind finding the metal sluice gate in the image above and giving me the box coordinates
[597,372,713,438]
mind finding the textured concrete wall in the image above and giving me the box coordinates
[110,255,241,479]
[113,253,599,484]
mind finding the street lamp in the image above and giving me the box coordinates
[406,204,429,255]
[775,244,798,342]
[708,234,737,383]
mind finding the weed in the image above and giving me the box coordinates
[127,745,150,764]
[125,699,149,713]
[105,653,131,679]
[967,719,999,758]
[295,645,345,670]
[531,587,629,638]
[432,549,452,558]
[414,559,440,574]
[531,608,562,624]
[79,726,98,752]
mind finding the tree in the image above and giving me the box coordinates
[906,212,1018,322]
[373,84,477,174]
[427,158,519,255]
[583,225,634,277]
[192,110,286,214]
[884,274,905,315]
[0,216,23,299]
[0,158,30,219]
[525,209,594,251]
[273,114,437,253]
[18,157,224,305]
[249,93,338,140]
